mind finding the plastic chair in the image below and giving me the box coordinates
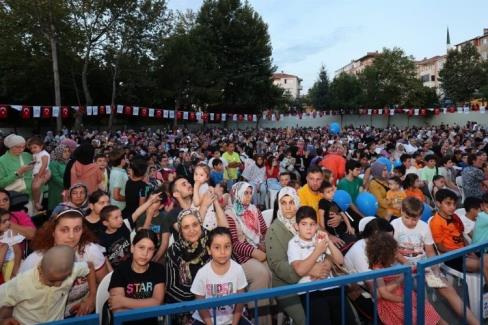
[358,216,376,233]
[456,176,465,202]
[262,209,274,227]
[96,271,113,324]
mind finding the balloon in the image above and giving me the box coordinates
[333,190,352,211]
[394,160,402,168]
[377,157,392,172]
[421,203,433,222]
[356,192,379,216]
[329,122,340,135]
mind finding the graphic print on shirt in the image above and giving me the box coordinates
[126,281,154,299]
[206,282,234,315]
[107,237,130,267]
[396,233,424,263]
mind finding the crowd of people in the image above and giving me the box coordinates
[0,122,487,325]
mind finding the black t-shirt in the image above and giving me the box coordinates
[99,226,131,269]
[85,218,105,241]
[161,207,182,241]
[318,199,347,236]
[123,179,149,221]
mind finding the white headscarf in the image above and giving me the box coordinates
[277,187,301,235]
[231,181,261,247]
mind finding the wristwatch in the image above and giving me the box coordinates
[15,172,20,178]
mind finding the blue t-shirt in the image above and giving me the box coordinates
[210,170,224,186]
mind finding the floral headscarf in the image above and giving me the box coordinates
[51,144,69,162]
[230,181,261,247]
[277,187,301,236]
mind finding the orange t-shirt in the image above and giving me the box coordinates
[429,212,465,251]
[404,188,425,203]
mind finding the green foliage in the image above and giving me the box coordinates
[439,43,484,103]
[308,65,330,110]
[329,73,362,109]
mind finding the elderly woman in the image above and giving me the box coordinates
[0,135,34,214]
[52,183,90,217]
[165,200,227,323]
[225,182,272,325]
[19,207,108,317]
[367,161,390,220]
[265,187,330,325]
[48,144,71,211]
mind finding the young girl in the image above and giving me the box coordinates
[193,162,211,207]
[403,173,426,203]
[366,232,444,325]
[108,229,165,325]
[28,136,51,211]
[0,209,23,283]
[215,181,232,210]
[386,176,406,220]
[191,227,250,325]
[85,190,110,240]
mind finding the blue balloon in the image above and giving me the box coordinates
[356,192,379,216]
[421,203,433,222]
[329,122,340,135]
[377,157,392,172]
[394,160,402,168]
[333,190,352,211]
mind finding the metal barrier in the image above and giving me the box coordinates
[46,313,99,325]
[110,265,413,325]
[416,240,488,325]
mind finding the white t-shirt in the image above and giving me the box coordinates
[19,243,106,317]
[33,150,50,175]
[190,260,247,325]
[459,214,475,236]
[344,239,369,274]
[0,230,25,262]
[288,235,326,284]
[391,218,434,265]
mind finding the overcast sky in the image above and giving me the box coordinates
[168,0,488,92]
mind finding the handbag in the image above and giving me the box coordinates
[5,155,26,192]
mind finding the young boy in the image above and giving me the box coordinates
[99,205,132,270]
[210,158,225,186]
[420,154,438,184]
[0,246,89,324]
[95,154,109,192]
[191,227,249,325]
[386,176,406,219]
[430,189,488,283]
[0,209,23,282]
[337,160,365,220]
[472,193,488,245]
[109,148,128,210]
[392,197,478,325]
[122,157,149,221]
[318,181,356,251]
[462,197,482,239]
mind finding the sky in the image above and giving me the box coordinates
[168,0,488,92]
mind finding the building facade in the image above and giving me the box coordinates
[272,72,303,99]
[415,55,446,96]
[335,51,380,76]
[455,28,488,60]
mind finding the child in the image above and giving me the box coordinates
[430,189,488,282]
[109,148,128,210]
[0,246,89,324]
[386,176,406,219]
[403,173,426,203]
[211,159,225,186]
[191,227,249,325]
[215,181,232,209]
[193,163,211,207]
[420,154,438,185]
[392,197,478,325]
[337,159,365,220]
[95,154,109,192]
[462,197,482,239]
[85,190,110,240]
[318,181,356,252]
[473,193,488,245]
[366,232,443,325]
[122,157,149,222]
[0,209,23,282]
[108,230,165,325]
[287,206,350,324]
[99,205,134,270]
[27,136,51,211]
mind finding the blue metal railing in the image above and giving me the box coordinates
[46,313,99,325]
[416,240,488,325]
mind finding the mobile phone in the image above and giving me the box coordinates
[28,161,36,165]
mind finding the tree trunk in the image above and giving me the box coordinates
[75,45,92,130]
[109,61,119,130]
[49,27,62,132]
[174,98,179,130]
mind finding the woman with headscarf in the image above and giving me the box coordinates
[165,203,228,324]
[52,183,90,217]
[48,144,71,211]
[0,135,34,213]
[64,143,102,195]
[367,161,390,219]
[225,181,272,325]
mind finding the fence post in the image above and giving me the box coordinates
[403,267,413,325]
[416,265,426,325]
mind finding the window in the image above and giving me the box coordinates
[420,74,430,83]
[431,75,436,81]
[284,79,287,84]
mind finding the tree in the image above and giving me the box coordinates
[308,65,330,110]
[360,47,418,107]
[329,72,362,110]
[439,43,484,104]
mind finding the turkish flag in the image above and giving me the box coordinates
[215,113,221,122]
[202,112,209,121]
[384,109,390,115]
[140,107,148,117]
[434,108,440,115]
[408,109,414,117]
[155,109,162,118]
[189,112,196,121]
[420,108,427,116]
[176,111,183,120]
[124,106,132,115]
[61,106,69,119]
[0,106,8,119]
[247,114,253,122]
[21,106,31,119]
[98,105,106,115]
[42,106,51,119]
